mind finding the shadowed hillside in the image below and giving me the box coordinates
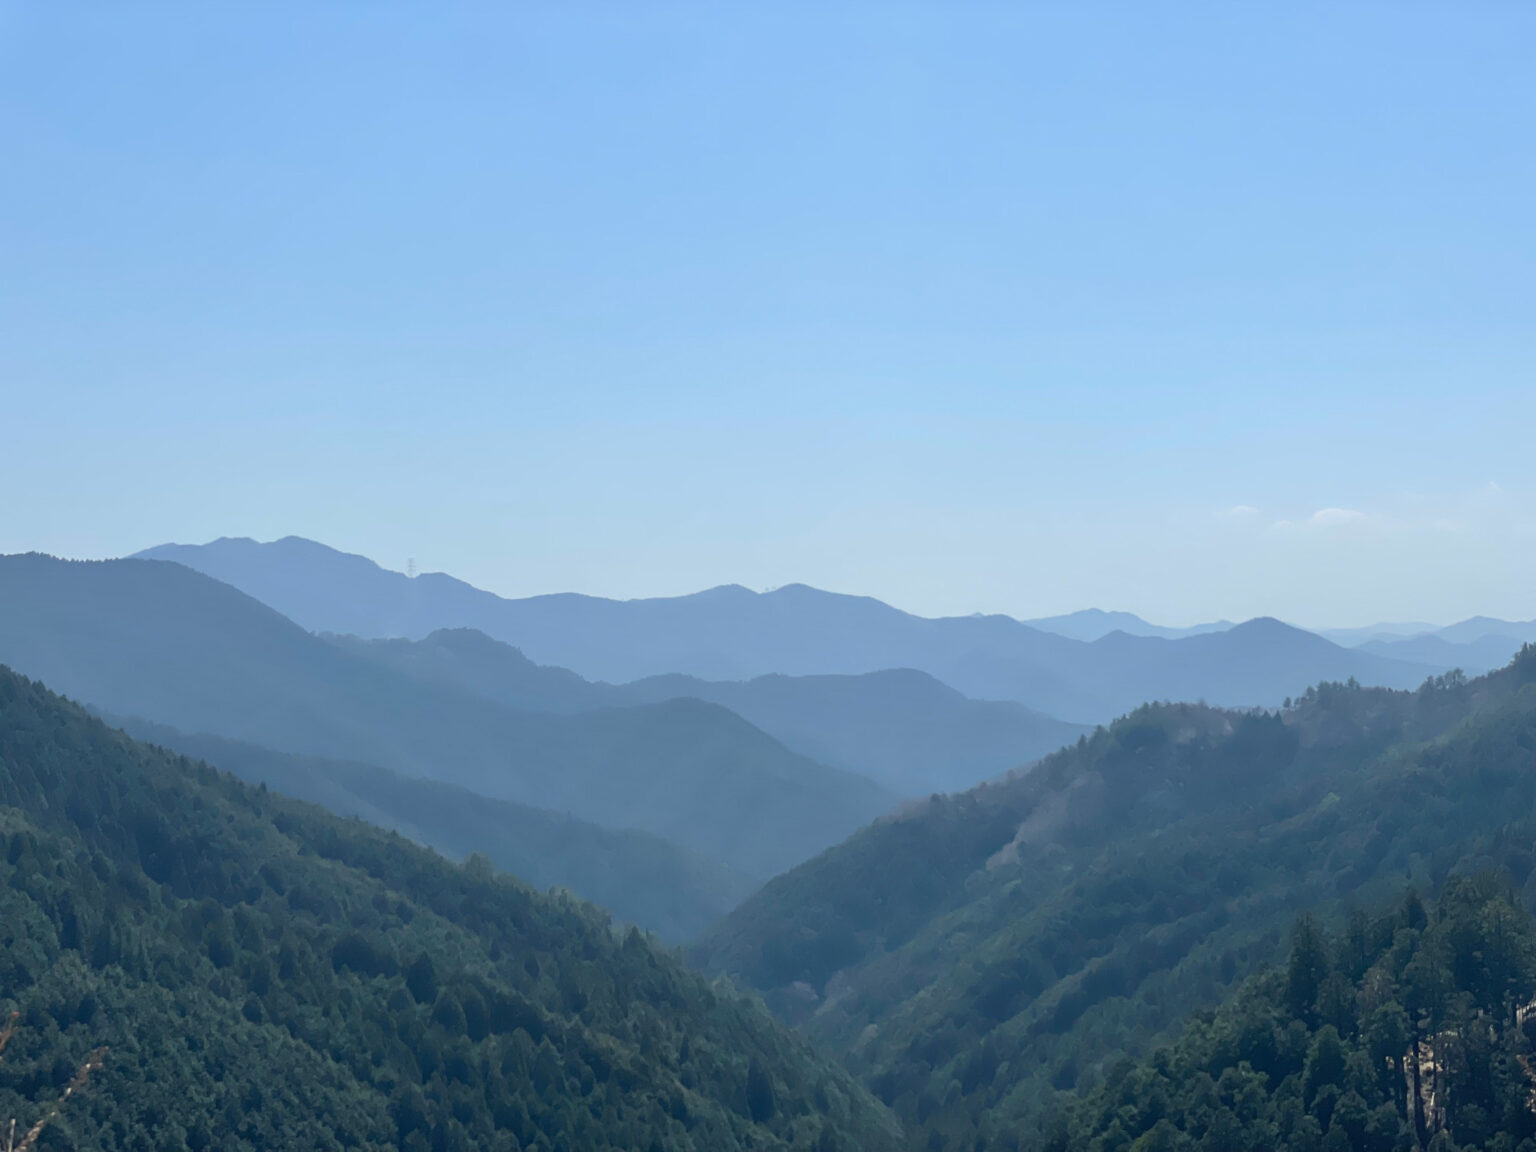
[335,629,1086,796]
[695,649,1536,1149]
[107,716,758,943]
[0,665,904,1151]
[0,553,895,880]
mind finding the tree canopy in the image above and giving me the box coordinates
[0,665,902,1151]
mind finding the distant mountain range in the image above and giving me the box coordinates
[1022,607,1233,642]
[1353,630,1532,673]
[1433,615,1536,645]
[619,669,1085,796]
[1034,612,1536,659]
[137,536,1453,723]
[1311,620,1442,644]
[1320,617,1536,673]
[332,628,1088,796]
[0,553,895,881]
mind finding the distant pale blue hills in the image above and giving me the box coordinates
[1019,607,1235,642]
[130,536,1526,724]
[0,534,1521,940]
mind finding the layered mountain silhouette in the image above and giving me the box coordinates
[134,537,1441,723]
[0,665,902,1149]
[108,715,756,942]
[619,669,1087,795]
[328,627,618,714]
[1434,615,1536,645]
[693,646,1536,1145]
[1356,630,1530,673]
[1314,620,1442,644]
[0,553,895,880]
[1022,608,1233,642]
[1323,615,1536,675]
[332,628,1087,796]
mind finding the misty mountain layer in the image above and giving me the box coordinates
[107,715,757,942]
[0,553,896,879]
[333,628,1087,796]
[138,536,1443,723]
[0,665,902,1150]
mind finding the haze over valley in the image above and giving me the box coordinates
[2,5,1533,1150]
[3,534,1534,1150]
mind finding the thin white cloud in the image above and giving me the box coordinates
[1220,504,1260,520]
[1269,507,1372,532]
[1309,507,1368,528]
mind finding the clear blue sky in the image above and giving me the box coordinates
[3,3,1532,626]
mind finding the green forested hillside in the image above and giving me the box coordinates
[106,717,757,944]
[1059,877,1536,1152]
[0,666,902,1151]
[695,648,1536,1150]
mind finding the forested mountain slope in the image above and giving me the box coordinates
[0,554,895,879]
[695,649,1536,1150]
[108,717,756,943]
[135,537,1438,723]
[620,670,1086,796]
[1059,879,1536,1152]
[0,666,903,1151]
[330,628,625,715]
[336,629,1085,796]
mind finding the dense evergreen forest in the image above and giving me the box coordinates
[9,606,1536,1150]
[697,646,1536,1149]
[1059,877,1536,1152]
[0,666,901,1151]
[107,716,757,944]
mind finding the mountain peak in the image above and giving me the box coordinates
[685,583,757,599]
[1231,615,1291,632]
[1027,608,1232,643]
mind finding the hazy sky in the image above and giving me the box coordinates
[3,4,1532,627]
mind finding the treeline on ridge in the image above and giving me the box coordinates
[0,664,901,1152]
[1058,875,1536,1151]
[694,648,1536,1150]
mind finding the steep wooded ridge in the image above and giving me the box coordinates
[335,629,1086,796]
[107,717,756,944]
[0,553,895,881]
[619,670,1085,796]
[0,666,902,1151]
[1059,879,1536,1152]
[134,537,1438,723]
[695,648,1536,1150]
